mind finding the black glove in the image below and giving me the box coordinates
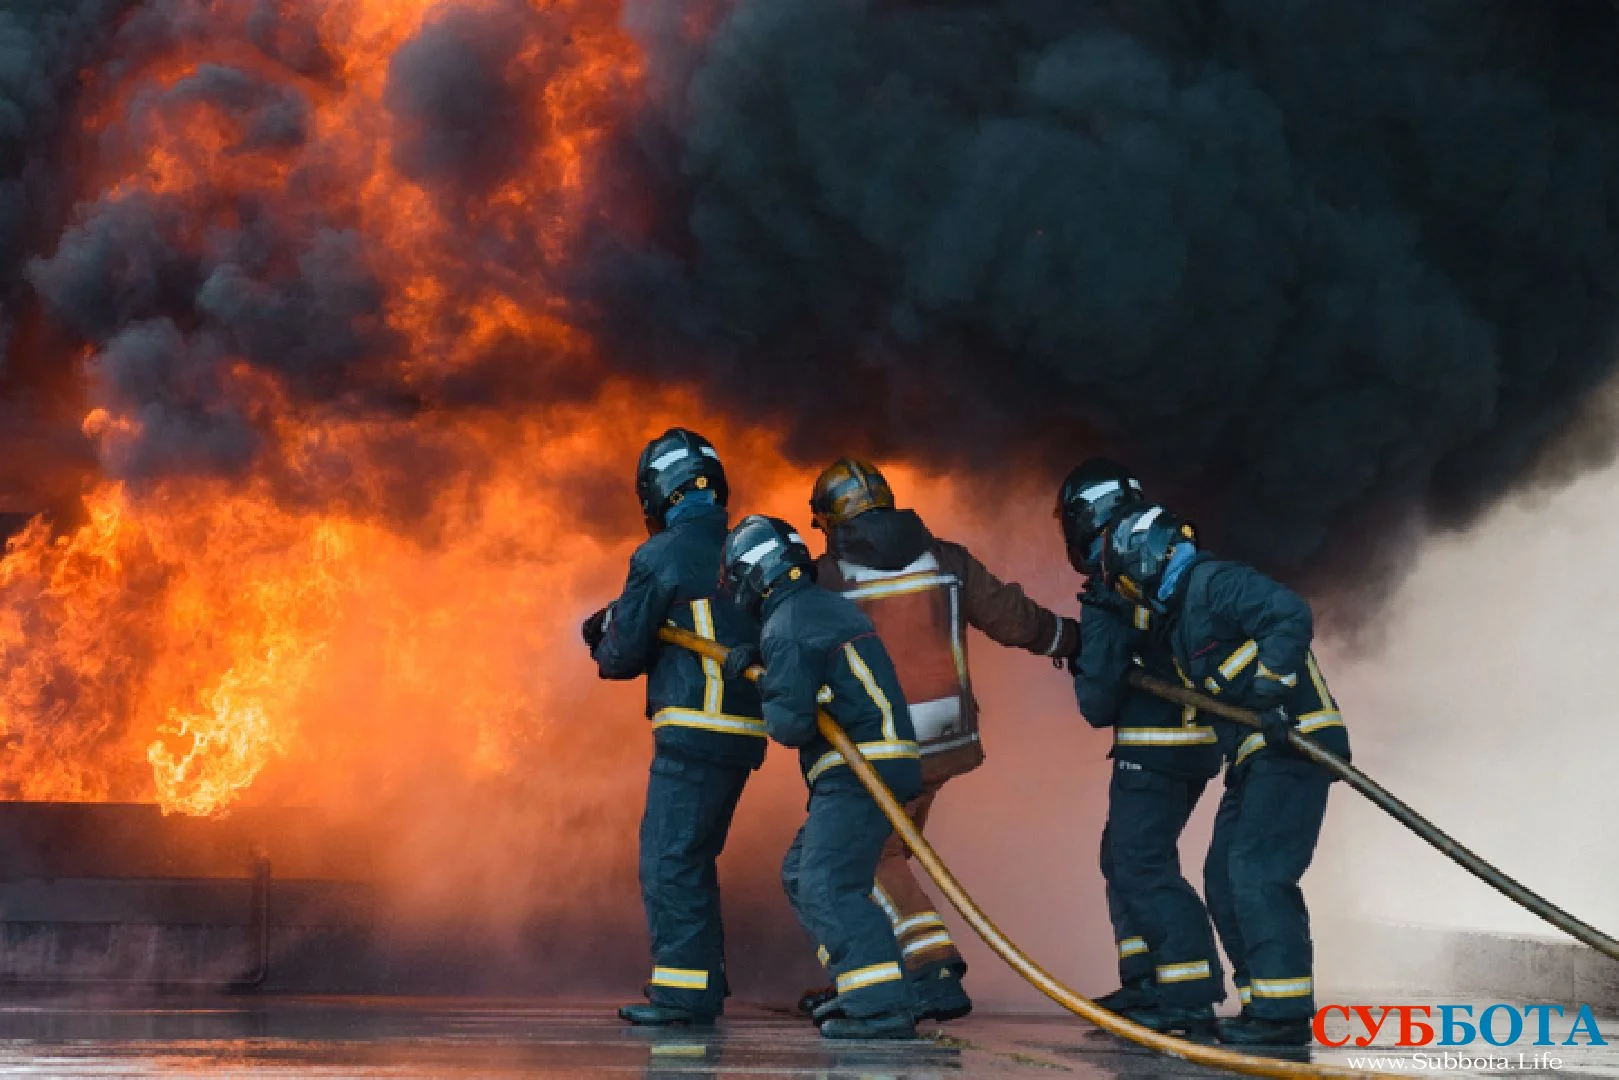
[722,643,760,683]
[581,606,609,652]
[1258,704,1296,751]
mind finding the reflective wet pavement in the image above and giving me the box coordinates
[0,997,1615,1077]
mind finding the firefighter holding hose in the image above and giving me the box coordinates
[1099,504,1350,1046]
[1059,460,1226,1036]
[803,458,1081,1023]
[583,428,765,1027]
[718,514,922,1040]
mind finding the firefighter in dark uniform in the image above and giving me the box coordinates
[1060,461,1225,1035]
[583,428,766,1027]
[719,514,922,1040]
[1100,504,1349,1046]
[804,459,1080,1022]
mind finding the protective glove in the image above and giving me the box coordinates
[1051,616,1082,672]
[722,643,761,683]
[1258,704,1296,752]
[581,606,609,652]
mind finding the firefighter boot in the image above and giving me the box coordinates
[912,961,972,1023]
[618,1003,716,1027]
[820,1012,918,1040]
[1119,1003,1216,1037]
[1217,1015,1313,1046]
[1094,975,1157,1012]
[797,985,836,1019]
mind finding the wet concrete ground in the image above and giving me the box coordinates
[0,997,1614,1077]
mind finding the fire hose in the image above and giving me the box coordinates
[658,627,1395,1080]
[1127,671,1619,963]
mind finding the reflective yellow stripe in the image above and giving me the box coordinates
[1219,640,1259,681]
[1156,960,1212,984]
[902,931,955,958]
[1115,727,1218,746]
[652,708,767,738]
[1204,677,1221,694]
[1306,652,1332,709]
[651,966,710,990]
[1252,976,1313,999]
[1118,937,1148,959]
[895,912,946,938]
[1239,985,1252,1005]
[843,642,897,741]
[816,945,829,968]
[1133,607,1150,631]
[1256,662,1297,688]
[806,740,919,784]
[870,883,901,929]
[691,600,723,715]
[836,962,904,993]
[816,685,834,704]
[945,586,969,687]
[1298,710,1344,734]
[1234,731,1266,765]
[841,573,957,601]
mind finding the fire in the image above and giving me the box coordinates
[0,0,733,818]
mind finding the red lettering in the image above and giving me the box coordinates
[1313,1005,1351,1047]
[1396,1005,1435,1046]
[1350,1005,1391,1047]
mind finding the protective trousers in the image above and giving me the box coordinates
[782,781,914,1018]
[1100,761,1224,1005]
[1203,754,1331,1019]
[638,752,750,1015]
[872,776,962,976]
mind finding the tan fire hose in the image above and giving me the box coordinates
[657,627,1395,1080]
[1127,671,1619,963]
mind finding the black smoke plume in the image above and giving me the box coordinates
[585,0,1619,597]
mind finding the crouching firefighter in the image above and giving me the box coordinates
[719,514,922,1040]
[1101,504,1350,1047]
[1060,460,1225,1036]
[583,428,765,1027]
[805,458,1080,1022]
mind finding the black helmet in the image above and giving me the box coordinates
[809,458,895,531]
[1056,458,1144,573]
[1103,504,1197,608]
[721,515,813,617]
[636,428,729,529]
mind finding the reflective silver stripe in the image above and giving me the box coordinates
[698,445,720,459]
[1117,937,1148,959]
[840,573,958,601]
[1298,711,1343,734]
[1251,976,1313,999]
[920,732,980,756]
[870,883,901,929]
[1257,662,1298,688]
[1130,506,1164,533]
[837,962,904,993]
[738,539,780,565]
[652,709,767,737]
[651,966,709,990]
[1077,480,1123,503]
[1156,960,1212,984]
[1115,727,1218,746]
[1218,640,1259,680]
[902,931,955,958]
[690,600,723,715]
[1234,731,1266,765]
[1238,985,1252,1005]
[895,912,945,937]
[1043,619,1065,656]
[649,448,690,471]
[908,697,964,745]
[806,740,919,784]
[843,643,897,741]
[838,552,940,583]
[1133,607,1149,631]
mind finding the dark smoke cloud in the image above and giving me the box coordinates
[588,0,1619,596]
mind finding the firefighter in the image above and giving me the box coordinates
[803,458,1080,1022]
[1061,461,1225,1036]
[584,428,766,1027]
[1100,504,1350,1046]
[719,514,921,1040]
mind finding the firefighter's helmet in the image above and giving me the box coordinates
[1056,458,1144,573]
[809,458,895,531]
[1103,504,1197,607]
[721,515,814,617]
[635,428,729,530]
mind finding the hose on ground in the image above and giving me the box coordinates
[658,627,1396,1080]
[1127,671,1619,964]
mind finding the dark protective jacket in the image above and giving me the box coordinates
[1073,580,1222,780]
[815,508,1077,781]
[757,579,922,800]
[593,503,766,769]
[1165,555,1350,772]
